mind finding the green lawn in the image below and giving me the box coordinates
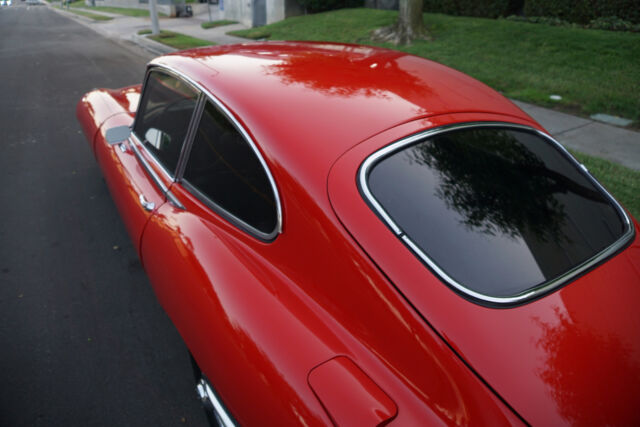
[138,29,212,49]
[201,19,237,30]
[230,8,640,217]
[67,0,162,17]
[571,151,640,220]
[59,5,113,20]
[229,8,640,126]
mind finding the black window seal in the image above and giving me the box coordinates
[181,178,278,243]
[358,122,635,306]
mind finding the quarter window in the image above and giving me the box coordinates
[183,100,278,238]
[133,70,199,174]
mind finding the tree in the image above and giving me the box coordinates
[371,0,429,45]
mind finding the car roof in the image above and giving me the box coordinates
[150,41,534,195]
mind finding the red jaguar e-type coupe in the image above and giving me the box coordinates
[77,42,640,426]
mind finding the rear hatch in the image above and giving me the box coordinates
[328,115,640,426]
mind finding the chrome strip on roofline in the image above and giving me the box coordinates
[140,63,283,240]
[359,122,635,306]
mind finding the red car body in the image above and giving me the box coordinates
[77,42,640,426]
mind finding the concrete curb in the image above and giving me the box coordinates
[48,4,156,61]
[49,4,99,24]
[48,4,121,29]
[68,5,119,18]
[131,33,177,55]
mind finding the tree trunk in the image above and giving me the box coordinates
[371,0,429,45]
[398,0,424,42]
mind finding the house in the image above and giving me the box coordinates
[87,0,302,24]
[220,0,302,27]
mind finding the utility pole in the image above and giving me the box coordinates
[149,0,160,36]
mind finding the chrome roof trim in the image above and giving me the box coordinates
[143,63,284,239]
[359,121,635,306]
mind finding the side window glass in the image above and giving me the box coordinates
[133,70,199,174]
[183,100,278,238]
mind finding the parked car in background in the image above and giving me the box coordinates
[76,42,640,426]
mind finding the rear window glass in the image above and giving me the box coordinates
[363,126,631,302]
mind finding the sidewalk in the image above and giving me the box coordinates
[513,101,640,171]
[51,3,640,171]
[52,2,249,54]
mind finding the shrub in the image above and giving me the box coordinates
[423,0,523,19]
[507,13,640,32]
[588,16,640,32]
[297,0,363,13]
[506,15,573,26]
[524,0,640,25]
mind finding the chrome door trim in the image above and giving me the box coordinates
[129,134,184,210]
[139,194,156,212]
[196,378,236,427]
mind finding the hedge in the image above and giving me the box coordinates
[297,0,364,13]
[422,0,523,19]
[524,0,640,24]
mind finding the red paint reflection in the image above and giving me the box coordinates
[535,306,640,426]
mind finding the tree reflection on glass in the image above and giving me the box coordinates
[405,129,574,241]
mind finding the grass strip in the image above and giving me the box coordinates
[229,8,640,126]
[90,6,151,17]
[139,29,213,49]
[67,0,165,17]
[60,6,113,20]
[201,19,237,29]
[571,151,640,219]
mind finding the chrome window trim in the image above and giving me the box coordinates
[131,68,201,182]
[129,134,170,194]
[359,122,635,305]
[141,63,283,239]
[175,93,207,181]
[181,178,277,242]
[129,134,185,210]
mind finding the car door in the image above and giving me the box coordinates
[139,96,291,423]
[95,69,201,253]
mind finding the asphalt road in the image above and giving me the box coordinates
[0,4,208,426]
